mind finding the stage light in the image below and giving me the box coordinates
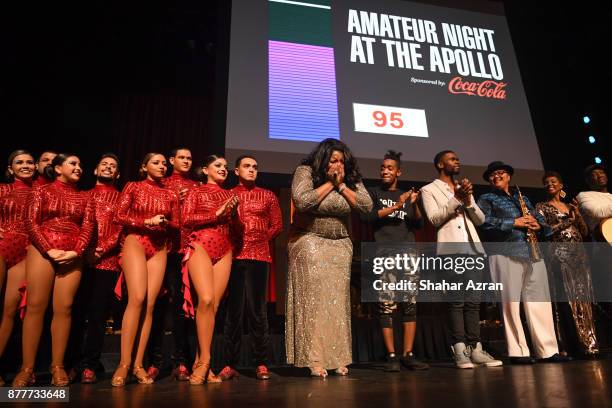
[588,136,596,144]
[583,116,591,124]
[594,157,602,164]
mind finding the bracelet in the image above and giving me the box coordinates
[338,183,347,193]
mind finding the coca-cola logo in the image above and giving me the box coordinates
[448,76,507,100]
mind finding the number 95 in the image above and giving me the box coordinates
[373,111,403,128]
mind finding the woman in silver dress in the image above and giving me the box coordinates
[286,138,372,378]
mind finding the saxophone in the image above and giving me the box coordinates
[516,185,541,262]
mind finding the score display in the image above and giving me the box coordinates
[353,103,428,138]
[226,0,544,185]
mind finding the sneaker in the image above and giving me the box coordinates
[218,366,240,381]
[256,365,270,380]
[81,368,98,384]
[469,343,503,367]
[384,353,401,372]
[452,343,474,369]
[172,364,190,381]
[400,353,429,370]
[146,365,160,381]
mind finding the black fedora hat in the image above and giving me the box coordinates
[483,161,514,182]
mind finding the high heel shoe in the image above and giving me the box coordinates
[12,367,35,387]
[111,364,130,387]
[49,365,70,387]
[133,366,154,384]
[189,361,222,385]
[309,366,328,378]
[334,366,349,376]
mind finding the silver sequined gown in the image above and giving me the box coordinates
[285,166,372,369]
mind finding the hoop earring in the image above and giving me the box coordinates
[559,190,567,199]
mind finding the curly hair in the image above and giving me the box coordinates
[383,150,402,168]
[300,138,362,190]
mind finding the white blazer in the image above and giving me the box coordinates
[420,179,485,255]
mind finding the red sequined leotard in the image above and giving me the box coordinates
[0,179,32,268]
[87,184,123,272]
[162,172,199,254]
[115,179,180,258]
[113,179,180,299]
[231,185,283,263]
[26,179,95,257]
[181,183,236,317]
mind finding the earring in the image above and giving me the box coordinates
[560,190,567,199]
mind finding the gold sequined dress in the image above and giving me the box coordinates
[285,166,372,369]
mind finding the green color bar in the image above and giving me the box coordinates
[269,2,332,47]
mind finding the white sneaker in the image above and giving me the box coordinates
[470,342,503,367]
[452,342,474,369]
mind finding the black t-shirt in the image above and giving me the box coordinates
[361,186,423,242]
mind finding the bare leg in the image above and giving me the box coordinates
[132,249,167,368]
[402,322,417,355]
[188,244,215,364]
[0,257,6,293]
[0,260,26,357]
[50,263,82,367]
[382,328,395,354]
[189,247,232,378]
[115,235,148,376]
[21,247,55,369]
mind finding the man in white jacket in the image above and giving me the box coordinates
[420,150,502,368]
[576,164,612,238]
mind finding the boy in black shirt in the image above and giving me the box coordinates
[362,150,429,371]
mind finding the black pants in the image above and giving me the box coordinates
[148,253,190,368]
[223,260,270,367]
[444,255,482,347]
[76,268,121,371]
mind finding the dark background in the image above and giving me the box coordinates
[1,0,609,199]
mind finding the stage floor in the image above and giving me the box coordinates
[12,358,612,408]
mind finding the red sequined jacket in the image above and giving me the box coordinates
[26,179,95,256]
[163,172,200,254]
[115,179,180,237]
[32,175,53,189]
[231,185,283,263]
[87,184,123,271]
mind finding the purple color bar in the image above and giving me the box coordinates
[269,40,340,142]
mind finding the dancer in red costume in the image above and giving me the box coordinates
[72,153,123,384]
[147,147,200,381]
[12,153,95,387]
[111,153,180,387]
[182,154,238,385]
[0,150,35,386]
[219,155,283,381]
[32,150,57,188]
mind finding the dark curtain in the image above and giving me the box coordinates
[109,92,215,183]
